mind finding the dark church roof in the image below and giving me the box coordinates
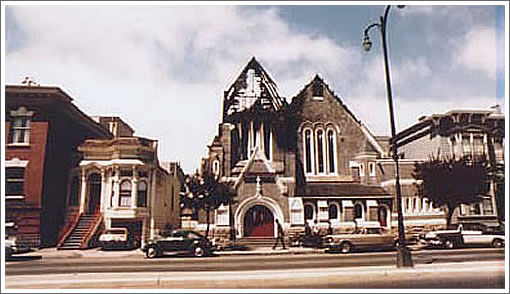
[297,182,391,198]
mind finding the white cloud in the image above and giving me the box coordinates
[5,5,360,173]
[5,5,502,173]
[453,26,497,79]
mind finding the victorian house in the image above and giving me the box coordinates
[57,117,182,249]
[396,107,505,228]
[196,57,448,244]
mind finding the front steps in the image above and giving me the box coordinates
[58,214,100,250]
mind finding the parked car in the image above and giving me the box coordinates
[142,229,214,258]
[5,236,31,259]
[323,227,397,253]
[290,233,324,248]
[420,225,505,249]
[99,228,135,250]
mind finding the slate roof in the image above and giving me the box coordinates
[297,182,391,197]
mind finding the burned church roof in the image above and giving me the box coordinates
[223,57,287,120]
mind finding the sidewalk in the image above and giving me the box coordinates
[21,244,425,259]
[24,246,325,259]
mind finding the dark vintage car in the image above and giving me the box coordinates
[142,229,214,258]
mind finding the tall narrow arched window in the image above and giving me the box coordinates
[316,130,325,173]
[304,129,313,174]
[137,181,148,207]
[327,129,336,173]
[263,123,271,160]
[119,181,132,207]
[241,122,249,160]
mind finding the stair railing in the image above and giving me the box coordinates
[57,212,82,249]
[80,212,103,249]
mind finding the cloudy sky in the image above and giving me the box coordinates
[3,3,506,173]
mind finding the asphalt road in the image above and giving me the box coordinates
[5,260,505,289]
[5,247,504,276]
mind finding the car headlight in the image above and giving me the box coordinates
[326,237,333,243]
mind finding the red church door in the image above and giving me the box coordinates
[244,205,274,237]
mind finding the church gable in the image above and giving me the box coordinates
[223,57,287,119]
[288,75,383,157]
[286,75,385,179]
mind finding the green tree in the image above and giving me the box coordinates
[181,172,236,239]
[413,157,489,227]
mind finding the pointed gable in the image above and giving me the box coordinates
[288,74,385,158]
[223,57,286,118]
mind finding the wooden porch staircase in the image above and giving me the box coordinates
[58,213,102,250]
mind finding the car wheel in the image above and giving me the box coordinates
[340,242,352,253]
[444,239,455,249]
[146,247,159,258]
[194,246,205,257]
[492,239,504,248]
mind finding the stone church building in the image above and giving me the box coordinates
[196,57,445,243]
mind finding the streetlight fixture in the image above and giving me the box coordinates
[363,5,413,268]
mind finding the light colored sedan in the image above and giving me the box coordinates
[461,230,505,248]
[323,227,397,253]
[420,226,505,249]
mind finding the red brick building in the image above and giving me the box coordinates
[5,85,111,247]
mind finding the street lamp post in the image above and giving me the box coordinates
[363,5,413,268]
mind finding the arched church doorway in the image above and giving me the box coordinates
[244,205,274,237]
